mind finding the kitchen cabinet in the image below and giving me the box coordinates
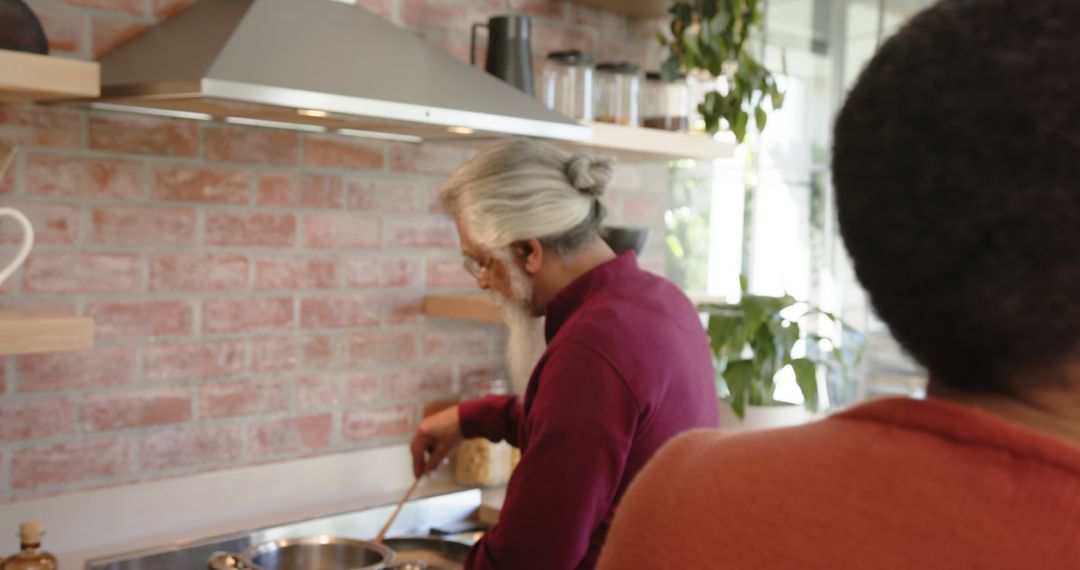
[0,49,100,102]
[0,307,94,356]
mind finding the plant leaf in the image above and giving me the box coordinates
[767,318,800,363]
[700,0,719,20]
[750,323,779,397]
[665,234,686,258]
[659,0,785,141]
[721,359,757,419]
[771,88,786,110]
[732,108,749,142]
[741,294,796,327]
[660,54,682,81]
[789,358,818,410]
[671,1,694,24]
[701,92,724,135]
[816,308,841,322]
[706,309,749,358]
[713,11,732,43]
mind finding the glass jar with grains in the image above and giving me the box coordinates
[594,61,642,126]
[454,378,514,488]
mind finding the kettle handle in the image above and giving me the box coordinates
[470,22,487,66]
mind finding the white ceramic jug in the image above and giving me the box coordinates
[0,207,34,288]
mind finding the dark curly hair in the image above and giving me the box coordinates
[832,0,1080,392]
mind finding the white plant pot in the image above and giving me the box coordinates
[717,401,811,432]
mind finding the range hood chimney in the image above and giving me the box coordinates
[94,0,588,143]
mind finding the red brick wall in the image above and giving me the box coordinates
[0,0,670,502]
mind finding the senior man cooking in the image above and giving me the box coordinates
[409,139,718,569]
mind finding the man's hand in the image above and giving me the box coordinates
[410,405,464,478]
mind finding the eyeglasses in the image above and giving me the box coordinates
[462,254,492,280]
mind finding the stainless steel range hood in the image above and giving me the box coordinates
[95,0,589,143]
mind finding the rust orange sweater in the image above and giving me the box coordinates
[597,397,1080,569]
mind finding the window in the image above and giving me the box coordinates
[666,0,937,406]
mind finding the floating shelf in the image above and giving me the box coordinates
[102,98,733,162]
[423,291,723,325]
[445,123,736,162]
[0,49,100,102]
[0,307,95,356]
[568,0,669,18]
[572,122,736,162]
[423,295,503,324]
[458,123,736,163]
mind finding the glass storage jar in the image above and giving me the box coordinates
[593,61,641,126]
[454,378,513,488]
[1,523,56,570]
[540,50,594,121]
[642,72,690,132]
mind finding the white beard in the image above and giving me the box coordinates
[491,261,547,396]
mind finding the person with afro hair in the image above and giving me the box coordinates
[596,0,1079,567]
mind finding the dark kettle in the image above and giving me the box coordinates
[471,15,534,96]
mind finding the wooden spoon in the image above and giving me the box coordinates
[0,139,15,178]
[374,476,422,544]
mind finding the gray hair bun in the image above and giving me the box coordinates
[566,154,615,197]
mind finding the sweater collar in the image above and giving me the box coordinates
[543,252,639,342]
[838,397,1080,474]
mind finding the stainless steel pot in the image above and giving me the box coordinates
[208,535,395,570]
[382,537,469,570]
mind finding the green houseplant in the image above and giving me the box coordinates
[699,279,865,420]
[659,0,785,143]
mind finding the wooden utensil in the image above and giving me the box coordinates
[0,138,15,178]
[374,476,422,544]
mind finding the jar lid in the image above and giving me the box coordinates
[19,522,44,542]
[461,377,509,398]
[547,50,593,65]
[596,61,640,74]
[646,71,687,82]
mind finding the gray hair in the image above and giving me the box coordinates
[441,139,614,257]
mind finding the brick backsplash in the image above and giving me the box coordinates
[0,0,670,502]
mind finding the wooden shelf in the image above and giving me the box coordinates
[0,49,100,102]
[571,122,736,162]
[424,291,728,325]
[432,123,735,163]
[423,295,503,324]
[568,0,669,18]
[101,97,736,164]
[0,307,94,356]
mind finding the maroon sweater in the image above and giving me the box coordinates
[459,253,719,569]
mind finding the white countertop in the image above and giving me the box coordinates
[0,444,456,569]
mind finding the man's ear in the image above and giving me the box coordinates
[512,238,545,275]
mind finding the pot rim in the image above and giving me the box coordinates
[242,535,396,570]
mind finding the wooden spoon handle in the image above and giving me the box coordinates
[375,477,422,544]
[0,139,15,178]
